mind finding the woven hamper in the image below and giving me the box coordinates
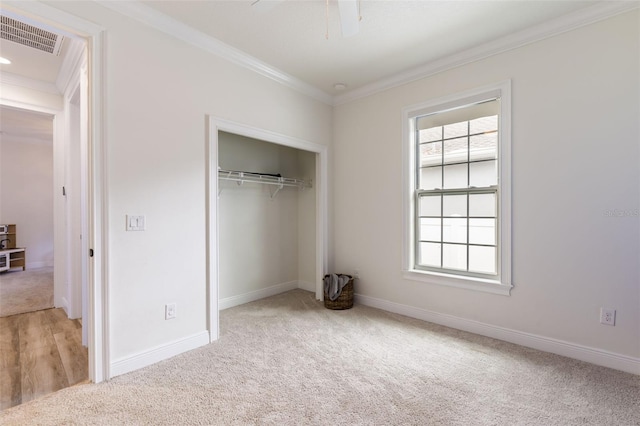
[323,274,354,310]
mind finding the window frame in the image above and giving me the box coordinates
[402,81,512,295]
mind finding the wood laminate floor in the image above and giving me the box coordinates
[0,308,88,410]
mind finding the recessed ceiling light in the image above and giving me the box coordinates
[333,83,348,91]
[0,57,11,65]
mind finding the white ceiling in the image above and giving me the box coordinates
[0,36,68,83]
[141,0,599,96]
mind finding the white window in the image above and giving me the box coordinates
[402,82,512,295]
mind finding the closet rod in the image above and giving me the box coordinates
[218,169,312,198]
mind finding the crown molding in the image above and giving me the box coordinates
[94,0,334,105]
[0,71,60,95]
[333,1,640,106]
[56,38,85,94]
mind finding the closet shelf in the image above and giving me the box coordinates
[218,169,312,198]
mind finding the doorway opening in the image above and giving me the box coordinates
[0,1,107,401]
[0,23,89,410]
[206,117,328,341]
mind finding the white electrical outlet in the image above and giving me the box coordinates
[165,303,176,320]
[354,269,360,279]
[600,308,615,326]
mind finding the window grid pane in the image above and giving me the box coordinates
[443,137,468,165]
[468,245,497,274]
[443,163,468,189]
[469,193,496,217]
[443,243,467,271]
[442,194,466,217]
[420,242,441,267]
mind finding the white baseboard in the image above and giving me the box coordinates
[110,331,210,378]
[26,261,54,269]
[355,293,640,375]
[297,280,316,292]
[219,280,300,310]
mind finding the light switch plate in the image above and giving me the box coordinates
[165,303,176,320]
[126,215,146,231]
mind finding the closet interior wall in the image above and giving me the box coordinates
[218,131,316,303]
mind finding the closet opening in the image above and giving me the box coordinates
[206,117,328,342]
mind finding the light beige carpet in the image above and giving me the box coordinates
[1,289,638,425]
[0,267,54,317]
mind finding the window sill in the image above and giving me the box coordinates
[403,269,512,296]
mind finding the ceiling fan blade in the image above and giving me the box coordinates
[337,0,359,37]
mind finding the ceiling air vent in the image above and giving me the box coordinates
[1,15,64,56]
